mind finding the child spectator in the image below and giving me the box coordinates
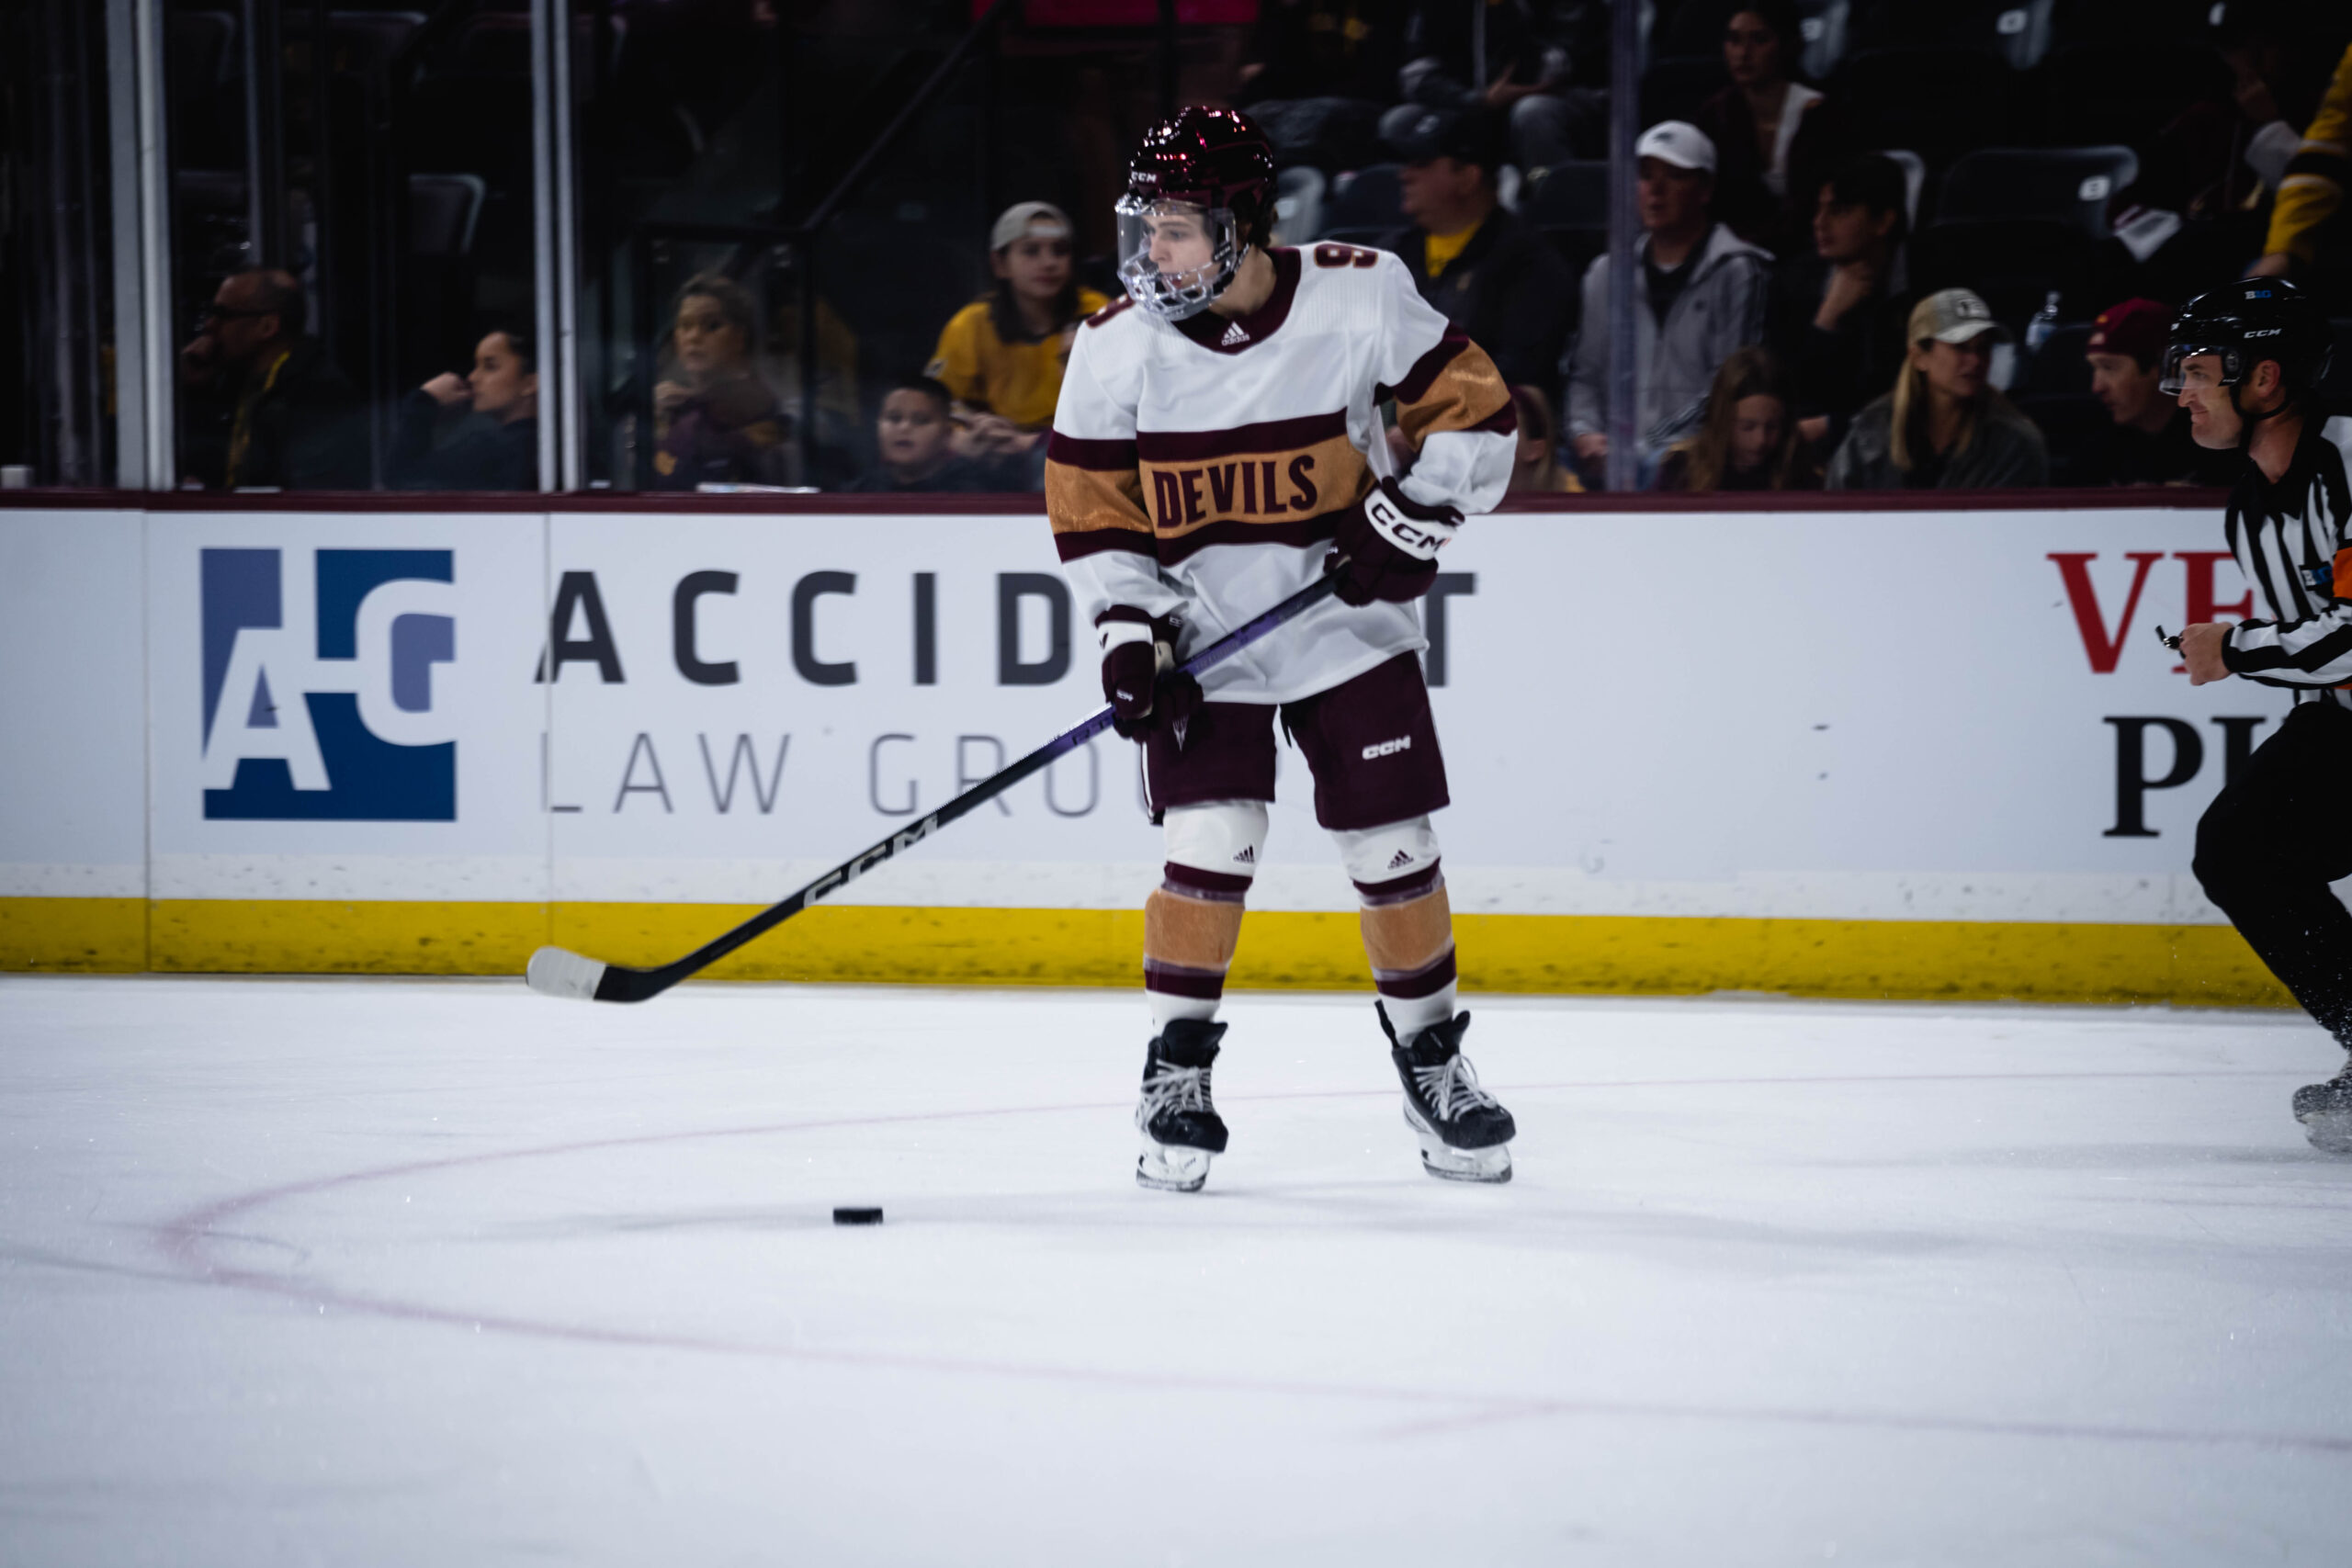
[1506,384,1585,493]
[2077,298,2242,487]
[1694,1,1847,253]
[1656,346,1820,491]
[1826,288,2048,491]
[1566,121,1772,483]
[389,328,539,491]
[651,273,789,490]
[1766,154,1911,455]
[1382,103,1575,397]
[926,203,1111,462]
[843,377,1019,494]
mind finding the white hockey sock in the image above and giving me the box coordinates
[1148,990,1221,1032]
[1381,982,1457,1039]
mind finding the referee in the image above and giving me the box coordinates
[2165,277,2352,1153]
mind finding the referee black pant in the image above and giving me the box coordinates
[2194,701,2352,1048]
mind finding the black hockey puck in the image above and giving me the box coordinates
[832,1206,884,1225]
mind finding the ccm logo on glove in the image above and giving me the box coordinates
[1363,491,1453,559]
[1329,476,1461,607]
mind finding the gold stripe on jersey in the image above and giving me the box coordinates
[1395,341,1513,446]
[1044,460,1154,542]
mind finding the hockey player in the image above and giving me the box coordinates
[1045,107,1521,1190]
[2163,277,2352,1154]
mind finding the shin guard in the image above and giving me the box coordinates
[1357,864,1457,1036]
[1144,871,1248,1028]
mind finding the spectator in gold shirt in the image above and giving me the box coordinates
[926,202,1110,463]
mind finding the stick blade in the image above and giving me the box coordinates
[526,946,608,1001]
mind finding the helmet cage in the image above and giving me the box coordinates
[1115,195,1247,321]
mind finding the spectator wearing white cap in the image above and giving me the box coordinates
[1564,120,1772,483]
[926,201,1112,461]
[1825,288,2048,491]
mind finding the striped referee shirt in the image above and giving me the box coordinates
[2221,412,2352,707]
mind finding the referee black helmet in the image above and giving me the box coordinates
[2160,276,2334,401]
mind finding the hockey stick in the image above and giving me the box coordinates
[526,572,1343,1003]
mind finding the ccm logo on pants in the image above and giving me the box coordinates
[1362,736,1412,761]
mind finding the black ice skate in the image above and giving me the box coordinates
[2292,1055,2352,1155]
[1136,1019,1229,1191]
[1379,1003,1515,1183]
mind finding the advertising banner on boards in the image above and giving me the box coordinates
[87,502,2275,926]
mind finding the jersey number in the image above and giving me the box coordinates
[1313,243,1380,269]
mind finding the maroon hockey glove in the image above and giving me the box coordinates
[1327,476,1461,606]
[1102,633,1202,741]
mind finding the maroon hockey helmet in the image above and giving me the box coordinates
[1115,107,1277,320]
[1125,107,1276,229]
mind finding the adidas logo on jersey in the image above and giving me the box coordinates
[1233,846,1255,864]
[1385,849,1416,871]
[1220,321,1250,347]
[1361,735,1412,761]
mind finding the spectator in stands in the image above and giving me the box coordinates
[1694,1,1845,254]
[388,328,539,491]
[1566,121,1771,484]
[1382,104,1574,395]
[927,203,1111,465]
[1655,346,1819,491]
[2075,298,2242,487]
[2249,40,2352,303]
[1505,384,1584,493]
[1826,288,2047,491]
[1766,154,1911,455]
[843,377,1019,494]
[177,267,366,490]
[652,273,788,490]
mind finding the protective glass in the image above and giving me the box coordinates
[2158,341,2242,396]
[1114,196,1244,321]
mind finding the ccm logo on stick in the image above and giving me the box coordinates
[1362,735,1412,761]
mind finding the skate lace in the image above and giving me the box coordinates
[1141,1064,1213,1118]
[1413,1054,1497,1122]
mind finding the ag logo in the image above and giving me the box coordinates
[200,547,458,820]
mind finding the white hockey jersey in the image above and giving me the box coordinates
[1045,243,1518,705]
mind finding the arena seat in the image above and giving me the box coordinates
[1521,160,1609,230]
[2017,390,2112,486]
[1936,145,2137,239]
[1849,0,2054,70]
[1320,164,1405,237]
[2018,322,2096,397]
[1917,149,2140,335]
[1832,47,2013,169]
[2048,0,2214,50]
[2034,42,2233,150]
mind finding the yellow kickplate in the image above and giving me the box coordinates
[0,897,2296,1008]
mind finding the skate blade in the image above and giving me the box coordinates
[1419,1138,1513,1183]
[2297,1108,2352,1156]
[1136,1141,1212,1192]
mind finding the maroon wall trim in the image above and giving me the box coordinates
[0,486,2232,516]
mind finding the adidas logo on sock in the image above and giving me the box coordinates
[1386,849,1415,870]
[1220,321,1250,347]
[1233,846,1255,863]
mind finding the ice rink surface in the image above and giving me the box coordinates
[4,976,2351,1566]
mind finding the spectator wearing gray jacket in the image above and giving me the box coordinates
[1825,288,2048,491]
[1565,121,1772,484]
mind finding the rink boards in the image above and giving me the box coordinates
[0,494,2296,1005]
